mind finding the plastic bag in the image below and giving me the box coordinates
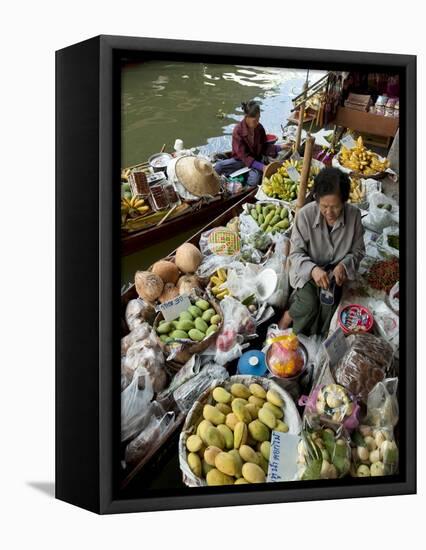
[123,329,167,393]
[263,233,290,308]
[297,419,351,480]
[362,192,399,233]
[262,327,305,379]
[158,355,202,399]
[199,226,241,257]
[121,322,152,356]
[125,298,156,331]
[172,363,229,413]
[388,281,399,314]
[121,367,154,442]
[349,378,399,477]
[214,296,257,365]
[366,377,399,428]
[333,333,394,403]
[125,409,175,466]
[376,226,399,258]
[299,383,360,430]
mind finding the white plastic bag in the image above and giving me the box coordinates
[388,282,399,313]
[263,233,290,308]
[376,226,399,258]
[121,367,154,442]
[362,192,399,233]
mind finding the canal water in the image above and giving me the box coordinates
[121,62,326,284]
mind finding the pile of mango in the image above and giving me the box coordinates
[339,136,390,175]
[247,203,290,234]
[186,382,289,485]
[262,159,319,202]
[156,299,221,343]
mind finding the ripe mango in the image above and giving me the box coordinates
[228,449,243,478]
[204,445,222,466]
[258,407,277,430]
[245,403,259,420]
[212,387,232,404]
[203,404,225,425]
[186,434,203,453]
[242,462,266,483]
[206,468,234,486]
[234,477,249,485]
[217,424,234,450]
[231,383,251,399]
[216,403,232,416]
[232,400,251,423]
[249,383,266,399]
[275,420,289,433]
[248,420,270,442]
[187,452,202,477]
[266,389,284,408]
[234,421,248,449]
[263,401,284,419]
[248,395,266,408]
[197,419,212,442]
[215,451,237,476]
[260,441,271,461]
[239,445,259,465]
[204,426,225,449]
[226,413,239,431]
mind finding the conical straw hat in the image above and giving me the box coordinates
[175,156,220,197]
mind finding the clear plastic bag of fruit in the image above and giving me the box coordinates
[125,408,176,466]
[121,322,152,356]
[299,383,360,430]
[297,419,352,480]
[362,191,399,233]
[263,326,305,379]
[121,366,154,443]
[214,297,257,365]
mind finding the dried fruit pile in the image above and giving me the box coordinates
[366,257,399,293]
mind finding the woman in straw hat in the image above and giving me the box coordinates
[214,100,288,186]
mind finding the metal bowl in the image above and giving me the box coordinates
[265,340,308,381]
[148,152,173,173]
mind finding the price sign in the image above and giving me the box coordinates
[267,431,300,482]
[287,166,300,182]
[340,134,357,149]
[323,327,348,366]
[158,294,191,322]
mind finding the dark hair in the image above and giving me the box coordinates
[241,100,260,118]
[312,167,350,203]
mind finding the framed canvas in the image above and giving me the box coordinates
[56,35,416,514]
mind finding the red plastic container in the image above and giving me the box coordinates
[338,304,374,335]
[265,133,278,144]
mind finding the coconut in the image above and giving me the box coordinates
[176,274,201,295]
[134,271,164,303]
[175,243,202,274]
[159,283,180,304]
[151,260,180,284]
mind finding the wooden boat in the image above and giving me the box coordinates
[120,188,257,490]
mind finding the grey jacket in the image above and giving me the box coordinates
[289,201,366,289]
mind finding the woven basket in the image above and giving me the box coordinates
[178,375,302,487]
[336,153,387,180]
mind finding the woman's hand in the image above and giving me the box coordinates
[311,266,329,289]
[333,263,347,286]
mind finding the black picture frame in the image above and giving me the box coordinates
[56,35,416,514]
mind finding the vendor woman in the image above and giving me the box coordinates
[214,100,289,186]
[279,167,366,336]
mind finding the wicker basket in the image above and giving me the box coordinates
[153,297,223,365]
[335,153,388,180]
[178,375,302,487]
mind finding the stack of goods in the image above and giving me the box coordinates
[371,95,399,117]
[338,137,390,176]
[344,93,372,112]
[262,159,320,202]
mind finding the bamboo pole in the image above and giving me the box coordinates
[295,81,309,153]
[295,134,315,215]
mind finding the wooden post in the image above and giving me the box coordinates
[295,81,308,153]
[295,134,315,214]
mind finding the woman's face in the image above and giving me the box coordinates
[318,194,344,226]
[246,114,260,129]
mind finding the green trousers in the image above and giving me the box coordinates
[288,279,342,337]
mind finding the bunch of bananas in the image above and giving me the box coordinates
[121,195,150,222]
[210,269,230,301]
[348,178,366,204]
[262,159,319,202]
[339,136,390,175]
